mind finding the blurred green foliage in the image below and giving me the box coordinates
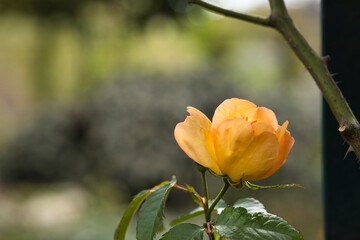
[0,0,177,21]
[0,1,322,239]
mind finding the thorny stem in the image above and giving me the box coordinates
[188,0,360,158]
[189,0,270,27]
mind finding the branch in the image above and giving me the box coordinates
[189,0,360,158]
[189,0,271,27]
[267,0,360,157]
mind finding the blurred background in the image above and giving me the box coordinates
[0,0,322,239]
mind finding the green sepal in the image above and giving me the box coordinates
[136,176,176,240]
[160,223,204,240]
[208,168,227,179]
[114,179,174,240]
[228,178,244,189]
[245,181,304,190]
[195,161,227,179]
[195,162,207,173]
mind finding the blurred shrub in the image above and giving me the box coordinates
[0,1,319,150]
[0,2,322,238]
[0,72,238,193]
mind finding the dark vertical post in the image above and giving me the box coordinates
[322,1,360,239]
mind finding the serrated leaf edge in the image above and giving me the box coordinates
[136,177,176,240]
[114,178,175,240]
[214,206,303,240]
[160,223,204,240]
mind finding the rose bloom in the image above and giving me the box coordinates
[174,98,294,183]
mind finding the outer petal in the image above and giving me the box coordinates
[249,107,278,130]
[251,122,275,136]
[212,98,257,128]
[221,132,279,182]
[260,130,294,180]
[174,107,222,175]
[212,118,255,175]
[276,120,289,142]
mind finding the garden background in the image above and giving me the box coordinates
[0,0,322,239]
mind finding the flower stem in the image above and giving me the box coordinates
[205,222,213,240]
[201,170,209,213]
[206,178,230,222]
[200,170,214,239]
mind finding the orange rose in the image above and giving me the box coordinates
[174,98,294,183]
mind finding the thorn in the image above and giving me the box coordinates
[322,55,331,63]
[344,145,354,159]
[327,71,338,78]
[339,125,346,132]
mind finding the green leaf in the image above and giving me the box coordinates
[170,199,227,227]
[170,211,204,227]
[214,207,303,240]
[114,179,175,240]
[233,198,267,214]
[160,223,204,240]
[212,198,228,214]
[136,176,176,240]
[114,190,151,240]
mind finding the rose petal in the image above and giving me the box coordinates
[249,107,278,130]
[174,107,222,175]
[261,130,294,180]
[212,118,255,175]
[276,120,289,142]
[251,122,275,136]
[221,132,279,182]
[212,98,257,128]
